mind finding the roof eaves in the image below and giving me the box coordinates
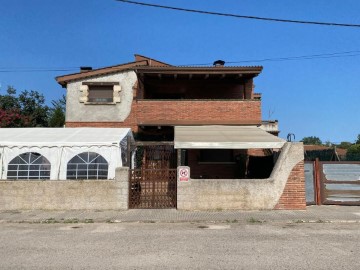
[55,60,149,87]
[134,54,172,67]
[134,66,263,74]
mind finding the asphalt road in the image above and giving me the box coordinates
[0,222,359,269]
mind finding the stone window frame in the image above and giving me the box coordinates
[79,82,121,105]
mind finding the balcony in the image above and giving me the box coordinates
[136,99,261,126]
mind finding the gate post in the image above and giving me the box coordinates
[314,158,322,205]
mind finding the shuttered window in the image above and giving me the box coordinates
[88,85,113,102]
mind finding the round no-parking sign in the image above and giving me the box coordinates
[178,166,190,182]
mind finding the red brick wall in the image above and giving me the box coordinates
[274,161,306,210]
[137,100,261,123]
[66,100,261,131]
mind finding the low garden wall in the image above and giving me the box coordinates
[0,167,129,210]
[177,143,305,210]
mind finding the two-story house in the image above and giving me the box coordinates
[56,54,306,210]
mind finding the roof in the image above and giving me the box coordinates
[304,145,347,156]
[174,125,285,149]
[0,128,132,147]
[56,54,263,87]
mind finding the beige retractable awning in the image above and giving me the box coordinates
[174,126,286,149]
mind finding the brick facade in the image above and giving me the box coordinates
[274,161,306,210]
[66,100,261,131]
[137,100,261,124]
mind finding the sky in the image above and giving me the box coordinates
[0,0,359,143]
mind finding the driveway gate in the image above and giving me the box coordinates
[319,162,360,205]
[129,142,177,209]
[306,160,360,205]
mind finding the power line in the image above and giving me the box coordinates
[1,50,360,72]
[0,69,78,73]
[115,0,360,28]
[180,50,360,66]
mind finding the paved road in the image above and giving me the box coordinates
[0,222,359,269]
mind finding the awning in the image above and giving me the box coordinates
[174,125,286,149]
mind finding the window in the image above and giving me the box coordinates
[88,85,113,102]
[67,152,108,180]
[7,152,51,180]
[199,149,235,164]
[79,82,121,104]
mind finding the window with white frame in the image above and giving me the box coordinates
[67,152,108,179]
[7,152,51,180]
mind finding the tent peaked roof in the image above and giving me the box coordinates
[0,128,132,147]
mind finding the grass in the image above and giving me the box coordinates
[294,219,305,223]
[247,217,264,224]
[226,219,238,223]
[63,218,79,224]
[42,218,59,224]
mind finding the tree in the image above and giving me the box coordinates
[337,141,353,149]
[0,86,49,127]
[0,109,30,127]
[0,86,20,110]
[346,144,360,161]
[301,136,322,145]
[356,134,360,145]
[48,95,66,127]
[18,90,49,127]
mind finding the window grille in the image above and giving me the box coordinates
[7,152,51,180]
[67,152,108,180]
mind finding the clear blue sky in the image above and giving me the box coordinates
[1,0,359,143]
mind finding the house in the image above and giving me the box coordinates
[304,145,347,161]
[54,54,306,211]
[0,55,305,211]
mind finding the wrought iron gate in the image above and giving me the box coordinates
[129,142,177,209]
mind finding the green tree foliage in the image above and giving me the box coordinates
[301,136,322,145]
[337,141,353,149]
[0,86,49,127]
[346,144,360,161]
[356,134,360,144]
[18,90,49,127]
[48,95,66,127]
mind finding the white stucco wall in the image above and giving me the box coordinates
[65,71,137,122]
[177,142,304,210]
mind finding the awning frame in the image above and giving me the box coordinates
[174,125,286,149]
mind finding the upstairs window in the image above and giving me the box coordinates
[88,85,113,102]
[7,152,51,180]
[79,82,121,104]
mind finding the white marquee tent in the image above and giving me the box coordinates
[0,128,134,180]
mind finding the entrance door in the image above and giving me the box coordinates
[129,142,177,209]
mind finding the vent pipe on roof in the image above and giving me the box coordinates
[80,66,92,72]
[213,60,225,67]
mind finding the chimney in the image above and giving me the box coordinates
[213,60,225,67]
[80,66,92,73]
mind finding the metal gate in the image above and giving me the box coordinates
[129,142,177,209]
[319,161,360,205]
[308,160,360,205]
